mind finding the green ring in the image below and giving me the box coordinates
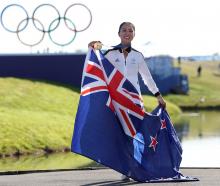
[48,17,76,47]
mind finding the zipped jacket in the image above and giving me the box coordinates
[104,46,160,96]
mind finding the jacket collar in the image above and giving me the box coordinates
[114,44,132,53]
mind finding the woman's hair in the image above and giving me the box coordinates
[118,22,135,33]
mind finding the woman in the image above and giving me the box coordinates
[88,22,167,181]
[89,22,166,109]
[89,22,167,181]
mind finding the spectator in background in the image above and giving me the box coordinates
[197,65,202,77]
[177,56,181,66]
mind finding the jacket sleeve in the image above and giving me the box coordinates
[138,55,160,96]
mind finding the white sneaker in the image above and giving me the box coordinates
[121,174,131,181]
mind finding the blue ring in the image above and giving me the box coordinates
[0,4,29,33]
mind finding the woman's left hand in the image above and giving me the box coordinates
[157,95,166,108]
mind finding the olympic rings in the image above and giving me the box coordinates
[0,3,92,47]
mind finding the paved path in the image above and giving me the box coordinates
[0,168,219,186]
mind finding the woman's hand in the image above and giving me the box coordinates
[88,41,102,50]
[156,95,166,108]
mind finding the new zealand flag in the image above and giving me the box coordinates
[71,48,197,182]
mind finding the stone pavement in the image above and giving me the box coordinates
[0,168,219,186]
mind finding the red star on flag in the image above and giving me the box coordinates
[161,119,166,129]
[149,135,158,151]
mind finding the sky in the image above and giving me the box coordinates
[1,0,220,57]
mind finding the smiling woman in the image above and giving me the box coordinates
[118,22,135,47]
[88,22,166,108]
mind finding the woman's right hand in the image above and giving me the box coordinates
[88,41,102,50]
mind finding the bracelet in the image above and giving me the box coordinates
[154,92,161,97]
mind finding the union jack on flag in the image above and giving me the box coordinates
[72,48,196,182]
[81,48,150,138]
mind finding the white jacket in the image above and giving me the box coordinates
[104,47,159,95]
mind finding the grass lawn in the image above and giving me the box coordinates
[0,77,180,157]
[0,78,79,156]
[1,59,219,162]
[165,60,220,109]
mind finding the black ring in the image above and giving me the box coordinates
[17,17,45,47]
[32,3,61,33]
[0,4,29,33]
[64,3,92,32]
[48,17,77,47]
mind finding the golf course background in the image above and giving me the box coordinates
[0,60,219,159]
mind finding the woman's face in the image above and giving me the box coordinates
[118,23,135,45]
